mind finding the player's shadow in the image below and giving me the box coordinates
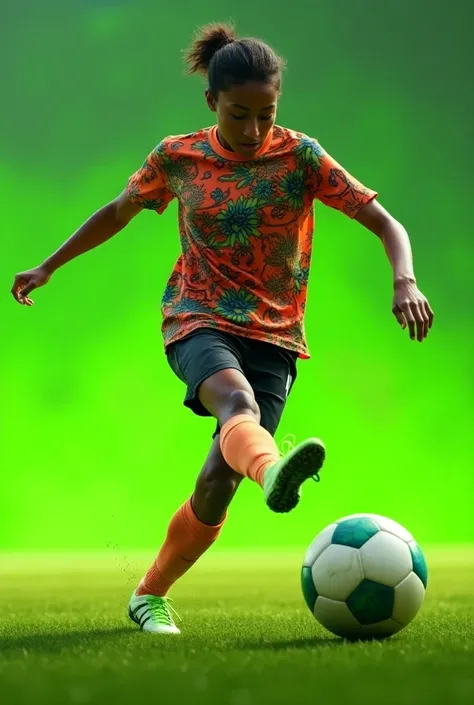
[0,631,340,656]
[0,627,138,655]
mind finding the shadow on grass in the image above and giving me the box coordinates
[232,636,344,650]
[231,633,401,649]
[0,627,138,655]
[0,630,366,656]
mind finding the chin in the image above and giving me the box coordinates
[236,144,261,157]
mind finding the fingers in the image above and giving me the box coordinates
[14,292,34,306]
[11,276,35,306]
[424,300,435,329]
[11,278,25,303]
[19,281,37,298]
[392,304,407,330]
[417,305,428,341]
[396,301,430,341]
[403,305,417,340]
[413,300,432,341]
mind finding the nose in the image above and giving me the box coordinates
[243,120,260,141]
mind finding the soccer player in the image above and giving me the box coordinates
[11,23,434,635]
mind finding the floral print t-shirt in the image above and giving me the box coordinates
[126,124,377,359]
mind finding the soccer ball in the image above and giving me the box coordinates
[301,513,428,639]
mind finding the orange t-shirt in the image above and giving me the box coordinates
[126,125,377,359]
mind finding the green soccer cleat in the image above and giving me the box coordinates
[263,437,326,513]
[128,582,181,634]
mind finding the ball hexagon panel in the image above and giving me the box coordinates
[371,515,414,543]
[359,531,412,586]
[335,513,373,524]
[301,565,318,611]
[347,579,395,624]
[312,544,363,601]
[393,571,425,625]
[408,541,428,588]
[331,516,379,549]
[313,596,361,638]
[303,523,338,567]
[335,514,414,543]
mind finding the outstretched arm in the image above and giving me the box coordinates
[355,199,434,342]
[11,190,143,305]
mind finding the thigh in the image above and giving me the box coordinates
[244,340,298,437]
[166,328,245,417]
[198,367,258,420]
[211,339,298,439]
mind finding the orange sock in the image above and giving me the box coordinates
[137,498,226,597]
[220,414,280,488]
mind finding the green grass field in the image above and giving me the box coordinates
[1,549,473,705]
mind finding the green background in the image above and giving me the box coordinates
[2,0,472,551]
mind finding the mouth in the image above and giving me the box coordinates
[239,142,261,151]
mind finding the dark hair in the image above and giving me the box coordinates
[183,22,285,96]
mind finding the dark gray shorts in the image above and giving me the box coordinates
[166,328,298,438]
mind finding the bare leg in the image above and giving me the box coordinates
[191,434,244,526]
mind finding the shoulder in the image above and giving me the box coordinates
[271,125,326,162]
[273,125,316,143]
[153,128,210,156]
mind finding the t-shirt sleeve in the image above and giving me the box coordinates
[304,138,378,218]
[126,140,175,214]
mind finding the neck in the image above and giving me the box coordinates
[216,128,234,152]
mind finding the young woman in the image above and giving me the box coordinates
[11,23,434,635]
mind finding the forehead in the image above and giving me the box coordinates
[219,81,278,110]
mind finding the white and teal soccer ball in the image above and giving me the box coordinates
[301,514,428,639]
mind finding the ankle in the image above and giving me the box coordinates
[136,575,172,597]
[255,458,275,488]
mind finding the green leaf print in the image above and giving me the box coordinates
[280,169,306,210]
[215,288,259,324]
[215,196,261,249]
[251,179,276,203]
[191,140,218,159]
[294,137,325,168]
[219,165,259,189]
[161,284,180,307]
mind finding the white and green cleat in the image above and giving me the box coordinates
[263,437,326,513]
[128,582,181,634]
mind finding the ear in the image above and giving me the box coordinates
[205,89,217,112]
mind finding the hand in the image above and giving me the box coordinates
[11,265,52,306]
[392,278,434,342]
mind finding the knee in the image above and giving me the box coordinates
[226,389,260,423]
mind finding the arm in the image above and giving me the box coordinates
[11,190,143,304]
[355,199,434,341]
[42,190,143,274]
[12,139,174,306]
[303,136,434,341]
[354,199,415,284]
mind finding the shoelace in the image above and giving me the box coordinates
[279,433,296,458]
[148,596,182,624]
[279,433,321,483]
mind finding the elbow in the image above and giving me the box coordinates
[111,192,142,228]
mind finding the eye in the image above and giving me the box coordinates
[230,114,274,121]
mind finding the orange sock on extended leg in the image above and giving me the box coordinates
[137,498,226,597]
[220,414,280,488]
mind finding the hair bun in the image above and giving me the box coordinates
[206,24,236,52]
[184,22,237,76]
